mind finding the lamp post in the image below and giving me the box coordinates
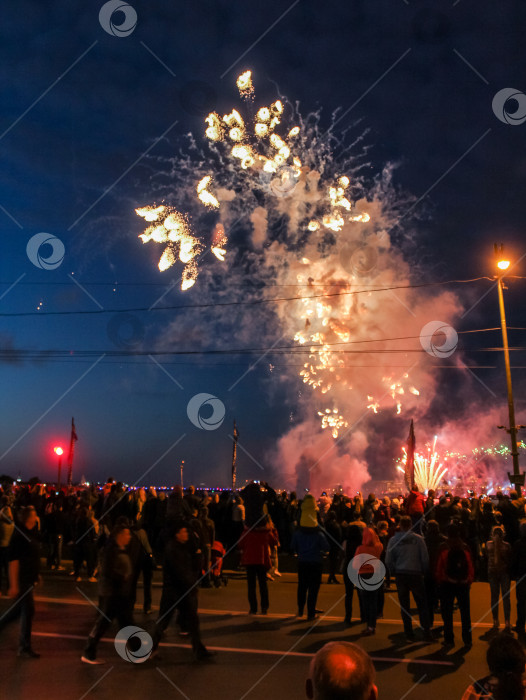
[494,244,523,495]
[54,446,64,492]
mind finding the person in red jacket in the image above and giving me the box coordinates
[352,527,384,636]
[435,522,474,648]
[239,515,278,615]
[405,486,426,534]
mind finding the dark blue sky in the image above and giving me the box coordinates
[1,1,525,487]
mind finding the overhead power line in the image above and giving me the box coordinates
[0,276,517,317]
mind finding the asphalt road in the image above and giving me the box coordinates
[0,566,517,700]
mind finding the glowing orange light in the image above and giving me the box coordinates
[497,259,510,270]
[54,446,63,456]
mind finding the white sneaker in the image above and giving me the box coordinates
[81,656,106,665]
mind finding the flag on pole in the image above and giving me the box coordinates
[67,417,78,487]
[405,419,415,491]
[232,421,239,491]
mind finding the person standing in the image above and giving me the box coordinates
[342,524,366,626]
[0,496,15,594]
[0,506,41,657]
[81,524,134,664]
[424,519,447,628]
[511,519,526,640]
[352,527,383,636]
[198,507,215,588]
[435,522,474,648]
[151,522,213,661]
[325,511,342,584]
[291,495,329,621]
[386,515,432,642]
[405,486,426,534]
[128,517,155,615]
[486,525,512,632]
[239,515,278,614]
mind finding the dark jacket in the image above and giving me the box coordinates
[99,540,132,597]
[511,535,526,580]
[8,525,40,590]
[163,539,197,592]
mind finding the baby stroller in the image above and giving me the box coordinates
[211,540,228,587]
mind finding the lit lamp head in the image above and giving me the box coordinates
[54,446,64,456]
[494,243,511,272]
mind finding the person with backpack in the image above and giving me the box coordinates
[486,525,512,632]
[435,522,474,648]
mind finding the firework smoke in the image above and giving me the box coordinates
[137,71,466,493]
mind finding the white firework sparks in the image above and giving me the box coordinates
[135,70,460,456]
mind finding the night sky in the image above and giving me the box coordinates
[1,1,525,488]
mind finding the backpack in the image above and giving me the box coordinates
[445,547,469,582]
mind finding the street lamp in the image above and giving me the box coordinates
[54,446,64,492]
[494,243,523,495]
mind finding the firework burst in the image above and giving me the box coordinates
[135,70,460,452]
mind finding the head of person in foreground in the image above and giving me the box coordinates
[306,641,377,700]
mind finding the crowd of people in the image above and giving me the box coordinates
[1,478,526,697]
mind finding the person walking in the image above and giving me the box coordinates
[435,522,474,648]
[291,495,329,621]
[0,506,41,657]
[352,527,383,636]
[486,525,512,632]
[239,515,278,614]
[511,519,526,641]
[81,523,134,664]
[386,515,432,642]
[151,522,213,661]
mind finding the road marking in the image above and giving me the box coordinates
[31,631,454,667]
[34,596,496,628]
